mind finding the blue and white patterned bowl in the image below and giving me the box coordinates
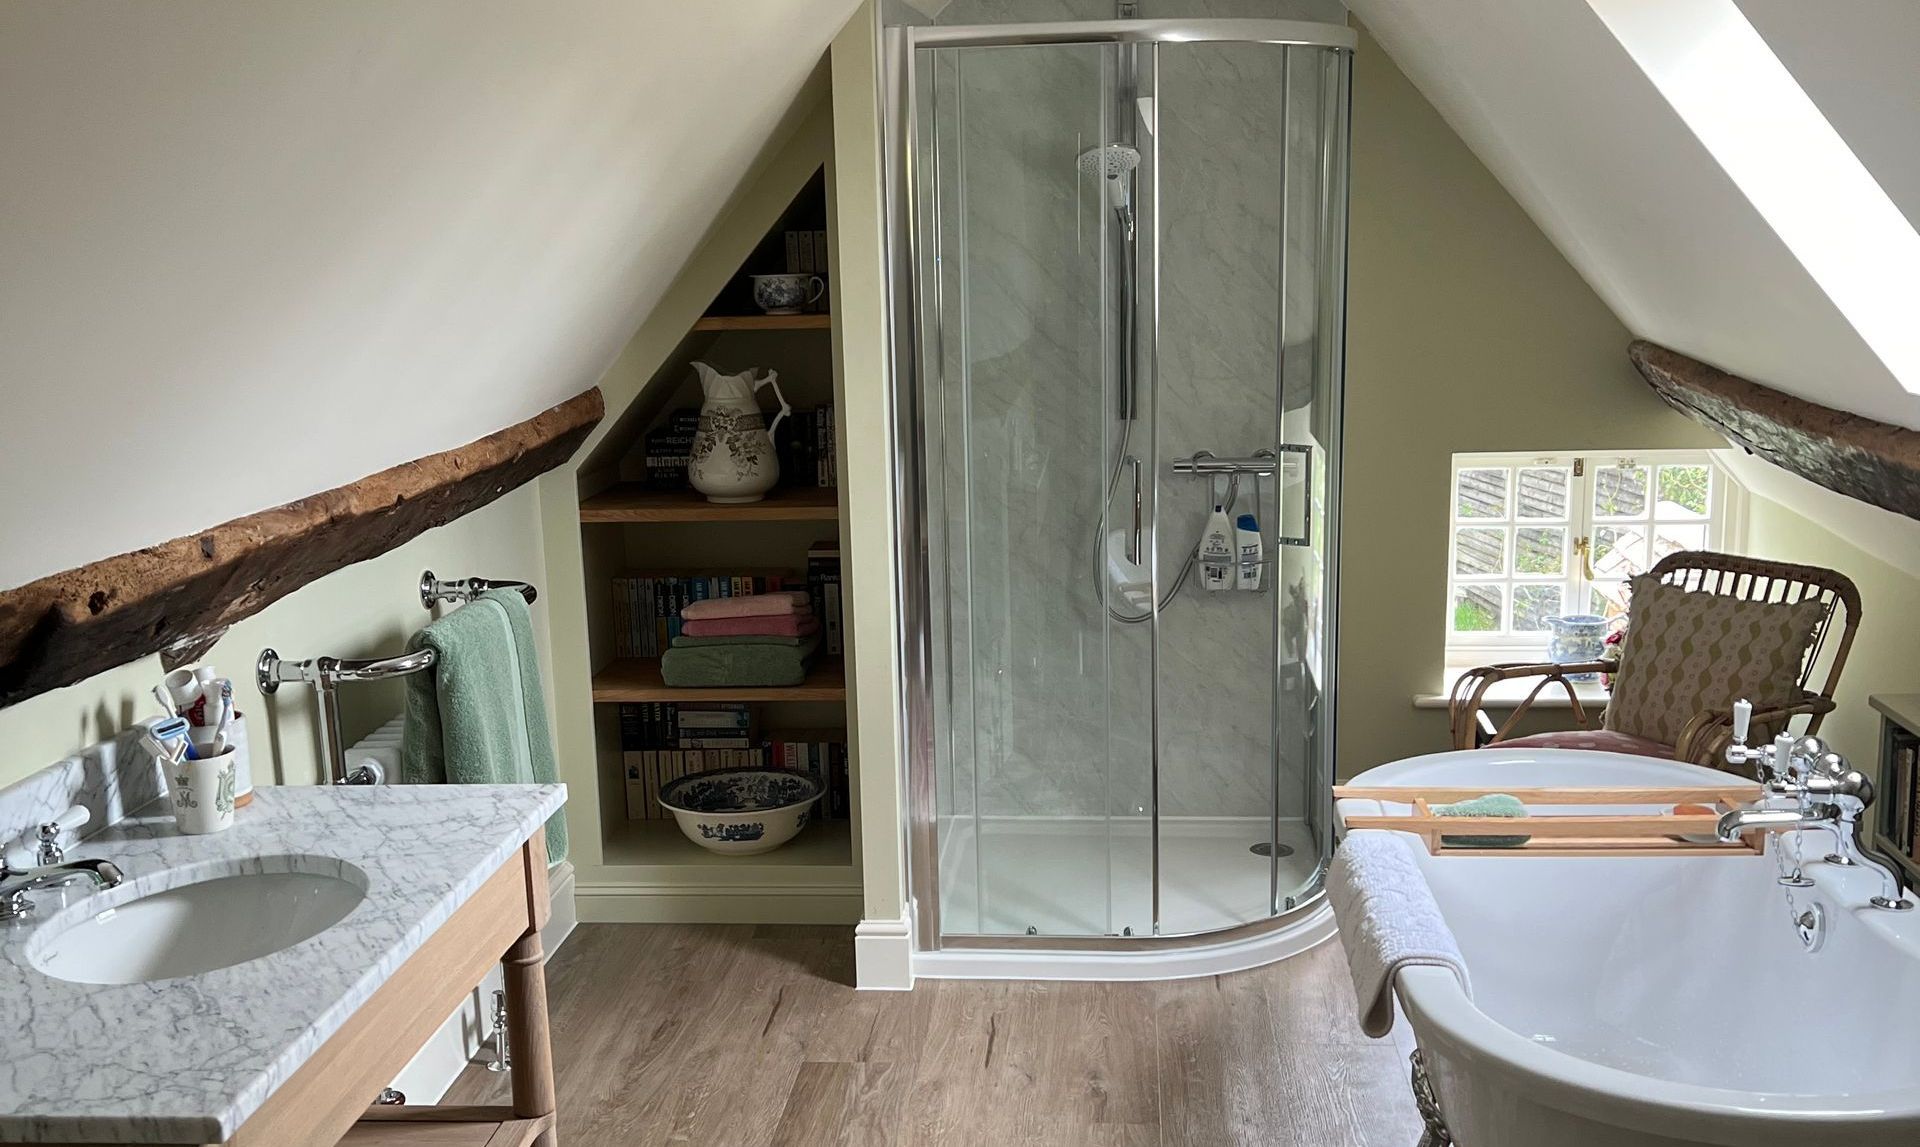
[659,768,823,855]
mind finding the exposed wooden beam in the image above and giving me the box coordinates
[1630,339,1920,519]
[0,389,603,708]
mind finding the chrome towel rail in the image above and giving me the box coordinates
[256,648,436,692]
[257,647,436,786]
[257,570,536,785]
[420,569,537,609]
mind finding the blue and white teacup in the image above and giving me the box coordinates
[751,273,825,315]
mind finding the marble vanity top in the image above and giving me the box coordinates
[0,782,565,1144]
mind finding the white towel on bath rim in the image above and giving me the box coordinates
[1325,829,1471,1038]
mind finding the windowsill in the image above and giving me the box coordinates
[1413,671,1611,711]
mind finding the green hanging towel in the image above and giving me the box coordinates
[401,588,567,864]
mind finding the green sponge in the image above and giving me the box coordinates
[1432,793,1531,848]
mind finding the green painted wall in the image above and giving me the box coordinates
[1334,24,1718,777]
[1743,495,1920,763]
[0,487,550,790]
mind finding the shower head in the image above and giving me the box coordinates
[1078,142,1142,227]
[1077,142,1141,181]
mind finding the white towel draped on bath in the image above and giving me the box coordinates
[1326,829,1471,1038]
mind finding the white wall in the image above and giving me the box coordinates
[0,0,856,589]
[1347,0,1920,432]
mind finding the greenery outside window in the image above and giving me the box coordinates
[1445,451,1739,660]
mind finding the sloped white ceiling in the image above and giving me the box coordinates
[0,0,857,588]
[1345,0,1920,433]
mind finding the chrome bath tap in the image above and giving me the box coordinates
[1719,699,1913,911]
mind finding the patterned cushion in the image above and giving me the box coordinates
[1498,729,1675,759]
[1603,574,1824,746]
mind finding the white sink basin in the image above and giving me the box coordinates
[28,859,367,985]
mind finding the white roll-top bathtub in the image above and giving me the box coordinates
[1338,748,1920,1147]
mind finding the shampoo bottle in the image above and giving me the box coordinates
[1200,503,1235,591]
[1235,513,1264,591]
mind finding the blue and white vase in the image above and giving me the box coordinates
[1547,614,1610,682]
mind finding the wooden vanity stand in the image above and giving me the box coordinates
[327,832,558,1147]
[45,833,561,1147]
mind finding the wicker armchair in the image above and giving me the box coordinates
[1448,551,1861,769]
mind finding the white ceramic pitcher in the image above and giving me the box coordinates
[687,361,791,503]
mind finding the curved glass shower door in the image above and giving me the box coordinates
[916,39,1152,937]
[912,27,1350,941]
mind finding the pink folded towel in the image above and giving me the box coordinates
[681,613,820,638]
[681,590,811,621]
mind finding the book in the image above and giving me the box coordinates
[808,543,843,656]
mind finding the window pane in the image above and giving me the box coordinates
[1657,465,1710,518]
[1653,522,1707,562]
[1513,585,1562,633]
[1593,465,1649,518]
[1515,527,1566,575]
[1591,580,1632,621]
[1454,527,1507,576]
[1592,525,1648,579]
[1456,468,1509,518]
[1453,585,1503,632]
[1516,467,1569,519]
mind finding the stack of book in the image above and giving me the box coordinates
[620,703,758,821]
[640,409,700,489]
[618,703,851,823]
[779,405,837,490]
[764,731,851,820]
[611,572,800,659]
[783,227,830,313]
[1886,729,1920,868]
[807,542,843,657]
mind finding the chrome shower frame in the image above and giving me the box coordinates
[882,16,1355,955]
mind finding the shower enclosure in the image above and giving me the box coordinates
[886,16,1354,956]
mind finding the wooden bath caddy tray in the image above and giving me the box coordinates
[1332,785,1767,857]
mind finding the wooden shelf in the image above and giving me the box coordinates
[601,817,853,871]
[592,658,845,703]
[580,484,838,523]
[691,312,831,331]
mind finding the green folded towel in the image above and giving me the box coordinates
[1432,793,1530,848]
[401,588,567,864]
[660,637,821,688]
[671,632,815,648]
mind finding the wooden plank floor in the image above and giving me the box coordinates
[444,925,1421,1147]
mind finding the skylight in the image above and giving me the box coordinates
[1589,0,1920,396]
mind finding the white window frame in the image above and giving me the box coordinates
[1443,450,1745,664]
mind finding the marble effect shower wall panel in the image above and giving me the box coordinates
[927,32,1333,822]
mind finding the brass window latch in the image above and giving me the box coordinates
[1573,535,1597,580]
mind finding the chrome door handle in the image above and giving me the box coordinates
[1127,455,1144,563]
[1276,443,1312,548]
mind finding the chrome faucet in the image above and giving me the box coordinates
[0,806,124,921]
[1719,700,1913,911]
[0,858,125,921]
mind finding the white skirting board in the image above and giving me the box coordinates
[855,910,915,990]
[388,859,577,1103]
[911,900,1336,982]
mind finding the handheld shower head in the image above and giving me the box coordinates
[1078,142,1141,180]
[1079,142,1141,246]
[1078,142,1141,214]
